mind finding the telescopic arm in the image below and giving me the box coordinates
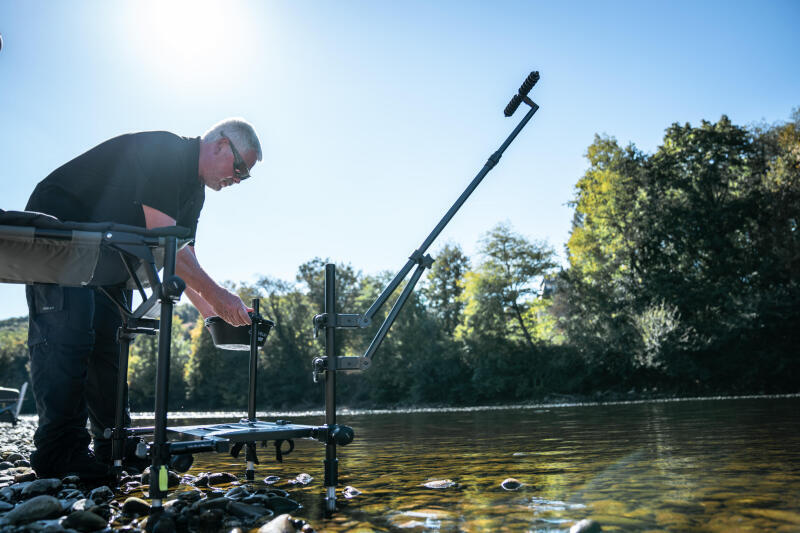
[313,71,541,373]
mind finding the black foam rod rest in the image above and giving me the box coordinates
[519,71,540,96]
[503,94,523,117]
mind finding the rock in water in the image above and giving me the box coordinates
[500,478,523,491]
[258,514,295,533]
[342,486,361,499]
[227,501,273,520]
[289,473,313,486]
[1,495,62,525]
[208,472,239,486]
[62,510,108,532]
[423,479,457,489]
[570,519,602,533]
[263,496,300,514]
[263,475,280,485]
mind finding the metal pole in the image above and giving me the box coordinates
[246,298,259,481]
[112,321,132,474]
[362,103,539,323]
[150,236,177,509]
[323,264,338,511]
[247,298,259,422]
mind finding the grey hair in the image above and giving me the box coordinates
[202,118,263,161]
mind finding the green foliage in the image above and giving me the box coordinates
[564,112,800,391]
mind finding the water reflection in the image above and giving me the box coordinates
[162,397,800,531]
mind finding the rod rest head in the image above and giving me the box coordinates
[205,314,275,351]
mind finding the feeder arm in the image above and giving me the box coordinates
[313,71,541,376]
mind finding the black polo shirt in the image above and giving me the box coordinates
[26,131,205,240]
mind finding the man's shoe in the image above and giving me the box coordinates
[31,448,112,481]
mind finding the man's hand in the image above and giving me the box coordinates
[210,287,252,326]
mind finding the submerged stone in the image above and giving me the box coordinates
[570,519,602,533]
[500,478,523,491]
[423,479,457,489]
[289,473,313,486]
[343,485,362,499]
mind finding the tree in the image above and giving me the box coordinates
[459,223,557,350]
[422,243,470,337]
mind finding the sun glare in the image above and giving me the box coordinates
[128,0,254,88]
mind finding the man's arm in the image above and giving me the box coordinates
[142,204,251,326]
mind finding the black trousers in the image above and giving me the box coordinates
[26,284,131,464]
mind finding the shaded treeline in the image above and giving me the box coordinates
[1,111,797,411]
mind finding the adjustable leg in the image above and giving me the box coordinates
[323,264,338,512]
[111,326,133,475]
[150,236,183,511]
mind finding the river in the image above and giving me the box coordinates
[143,396,800,532]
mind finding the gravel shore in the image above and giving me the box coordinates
[0,419,316,532]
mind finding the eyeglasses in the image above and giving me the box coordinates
[220,131,251,180]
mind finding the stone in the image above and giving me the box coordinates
[176,489,203,502]
[226,501,273,520]
[263,475,280,485]
[342,486,362,499]
[62,510,108,532]
[190,497,231,513]
[62,475,80,485]
[122,496,151,516]
[4,454,23,463]
[258,514,295,533]
[22,478,63,497]
[0,495,62,525]
[570,519,602,533]
[423,479,457,489]
[263,496,300,515]
[14,460,31,468]
[500,478,523,491]
[151,513,176,533]
[0,462,14,471]
[189,509,225,532]
[224,486,250,500]
[241,494,271,506]
[289,473,313,486]
[0,500,13,512]
[14,469,37,483]
[89,485,114,503]
[208,472,238,486]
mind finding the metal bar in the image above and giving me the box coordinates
[362,262,427,363]
[119,251,147,302]
[112,304,133,474]
[417,103,539,255]
[247,298,259,422]
[246,298,260,481]
[362,104,539,324]
[362,259,416,323]
[150,236,176,506]
[324,264,338,511]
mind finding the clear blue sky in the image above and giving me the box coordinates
[1,0,798,319]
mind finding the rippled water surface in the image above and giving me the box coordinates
[166,397,800,532]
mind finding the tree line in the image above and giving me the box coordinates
[1,110,797,412]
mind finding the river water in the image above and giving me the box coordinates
[157,396,800,532]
